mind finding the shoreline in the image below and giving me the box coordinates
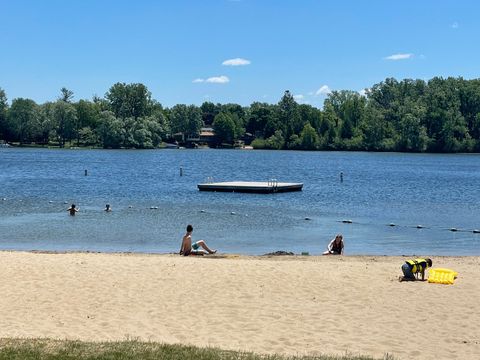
[2,248,480,257]
[4,143,480,154]
[0,251,478,359]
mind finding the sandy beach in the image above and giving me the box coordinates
[0,251,478,359]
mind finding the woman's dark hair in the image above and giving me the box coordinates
[186,224,193,232]
[426,258,432,267]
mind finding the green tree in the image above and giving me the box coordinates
[0,88,8,140]
[59,87,74,103]
[186,105,203,137]
[105,82,152,119]
[38,102,57,144]
[52,100,77,147]
[149,108,169,141]
[169,104,188,135]
[277,90,299,144]
[299,122,319,150]
[246,102,275,137]
[200,102,220,126]
[265,130,285,149]
[7,98,40,144]
[394,102,429,152]
[169,104,203,137]
[324,90,365,141]
[440,110,471,152]
[78,127,99,146]
[319,104,339,148]
[297,104,321,133]
[459,79,480,138]
[220,103,246,138]
[213,112,236,144]
[96,111,125,148]
[74,100,98,146]
[360,104,387,151]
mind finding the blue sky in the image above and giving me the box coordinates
[1,0,478,108]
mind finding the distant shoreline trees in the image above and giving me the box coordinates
[1,76,480,152]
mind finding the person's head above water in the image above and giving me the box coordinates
[186,224,193,233]
[71,204,76,208]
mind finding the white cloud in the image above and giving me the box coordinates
[193,75,230,84]
[222,58,251,66]
[358,89,368,97]
[315,85,331,96]
[293,94,304,101]
[451,22,459,29]
[206,75,230,84]
[384,53,414,60]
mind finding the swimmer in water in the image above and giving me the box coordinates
[67,204,79,216]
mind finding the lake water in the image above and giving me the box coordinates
[1,148,479,255]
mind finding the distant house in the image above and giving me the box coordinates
[199,127,215,144]
[241,132,255,145]
[185,127,216,147]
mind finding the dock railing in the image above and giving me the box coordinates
[268,178,278,192]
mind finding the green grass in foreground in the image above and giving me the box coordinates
[0,339,393,360]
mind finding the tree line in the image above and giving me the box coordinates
[1,76,480,152]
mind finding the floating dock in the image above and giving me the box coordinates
[197,181,303,193]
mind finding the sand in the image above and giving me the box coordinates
[0,251,478,359]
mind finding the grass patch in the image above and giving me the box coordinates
[0,339,393,360]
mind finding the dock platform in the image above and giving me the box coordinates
[197,181,303,193]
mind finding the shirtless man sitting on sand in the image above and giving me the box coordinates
[179,224,217,256]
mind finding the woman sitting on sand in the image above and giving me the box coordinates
[179,224,217,256]
[323,234,344,255]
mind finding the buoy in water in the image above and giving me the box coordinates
[200,210,206,213]
[388,223,396,227]
[450,227,458,232]
[305,217,311,221]
[472,229,480,234]
[342,219,352,224]
[150,206,158,210]
[231,211,236,215]
[416,225,423,229]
